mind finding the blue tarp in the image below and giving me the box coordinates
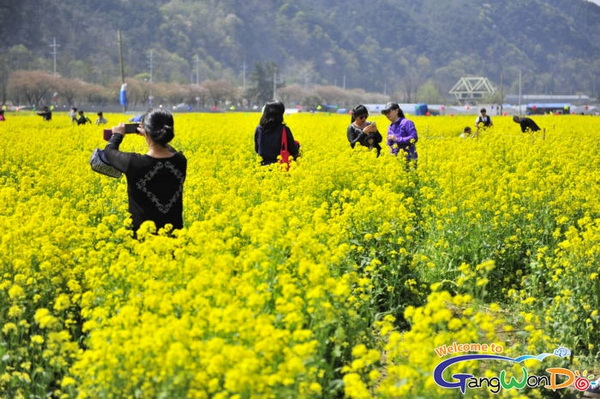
[415,103,428,115]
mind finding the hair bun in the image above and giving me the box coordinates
[143,108,175,145]
[156,125,174,144]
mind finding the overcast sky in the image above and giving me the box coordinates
[585,0,600,5]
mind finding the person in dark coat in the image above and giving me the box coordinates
[104,108,187,233]
[513,116,541,133]
[36,106,52,121]
[254,101,300,165]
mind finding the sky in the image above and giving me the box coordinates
[586,0,600,5]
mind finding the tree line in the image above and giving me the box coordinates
[4,68,392,111]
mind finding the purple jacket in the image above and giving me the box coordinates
[386,117,418,159]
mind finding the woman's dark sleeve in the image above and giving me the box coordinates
[348,125,366,147]
[347,125,358,148]
[286,126,300,158]
[254,127,261,154]
[103,133,131,173]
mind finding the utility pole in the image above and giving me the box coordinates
[499,71,504,115]
[49,37,60,75]
[148,49,154,107]
[148,49,154,83]
[193,55,200,84]
[272,69,277,100]
[518,69,522,115]
[241,59,246,90]
[118,30,127,112]
[118,30,125,85]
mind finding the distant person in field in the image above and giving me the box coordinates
[0,110,5,122]
[37,106,52,121]
[104,108,187,233]
[347,104,382,157]
[475,107,493,133]
[513,115,541,133]
[69,107,78,123]
[76,110,92,125]
[254,101,300,166]
[460,126,473,139]
[95,111,108,125]
[381,102,418,163]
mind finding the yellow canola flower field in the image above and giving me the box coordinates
[0,112,598,398]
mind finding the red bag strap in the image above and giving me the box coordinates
[281,127,288,151]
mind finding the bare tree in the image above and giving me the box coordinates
[7,70,59,106]
[54,77,86,106]
[188,84,209,108]
[202,79,236,107]
[277,84,310,106]
[313,85,347,107]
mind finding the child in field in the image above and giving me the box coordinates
[460,126,472,138]
[76,110,92,125]
[37,106,52,121]
[69,107,78,123]
[95,111,107,125]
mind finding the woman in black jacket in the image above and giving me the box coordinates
[254,101,300,165]
[104,108,187,233]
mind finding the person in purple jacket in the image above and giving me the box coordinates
[381,102,418,163]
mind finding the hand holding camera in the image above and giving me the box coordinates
[124,123,141,133]
[103,123,141,140]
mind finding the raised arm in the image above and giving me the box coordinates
[103,132,131,173]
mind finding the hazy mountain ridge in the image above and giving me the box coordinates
[1,0,599,98]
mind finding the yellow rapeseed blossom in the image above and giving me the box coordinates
[0,113,597,397]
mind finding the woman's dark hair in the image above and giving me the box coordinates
[142,108,175,146]
[398,108,406,120]
[351,104,368,123]
[259,101,285,129]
